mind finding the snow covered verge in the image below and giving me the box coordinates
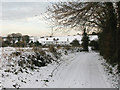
[0,47,119,88]
[97,55,119,88]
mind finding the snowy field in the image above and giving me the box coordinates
[0,47,118,89]
[30,35,98,44]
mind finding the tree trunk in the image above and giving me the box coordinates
[116,2,120,73]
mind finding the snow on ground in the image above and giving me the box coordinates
[0,47,118,88]
[0,47,79,88]
[30,35,98,44]
[0,48,2,89]
[46,52,113,88]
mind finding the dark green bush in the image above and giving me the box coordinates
[70,39,80,47]
[89,40,99,50]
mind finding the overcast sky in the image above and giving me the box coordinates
[0,1,81,37]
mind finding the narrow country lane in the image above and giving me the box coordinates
[47,52,111,88]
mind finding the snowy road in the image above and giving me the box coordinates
[47,52,111,88]
[1,48,115,88]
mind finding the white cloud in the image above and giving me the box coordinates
[2,2,49,20]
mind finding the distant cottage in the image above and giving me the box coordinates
[30,35,98,46]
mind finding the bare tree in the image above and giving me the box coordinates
[47,1,120,75]
[47,2,112,32]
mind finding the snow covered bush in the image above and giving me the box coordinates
[48,46,62,60]
[1,47,60,75]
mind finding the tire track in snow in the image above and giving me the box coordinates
[47,52,111,88]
